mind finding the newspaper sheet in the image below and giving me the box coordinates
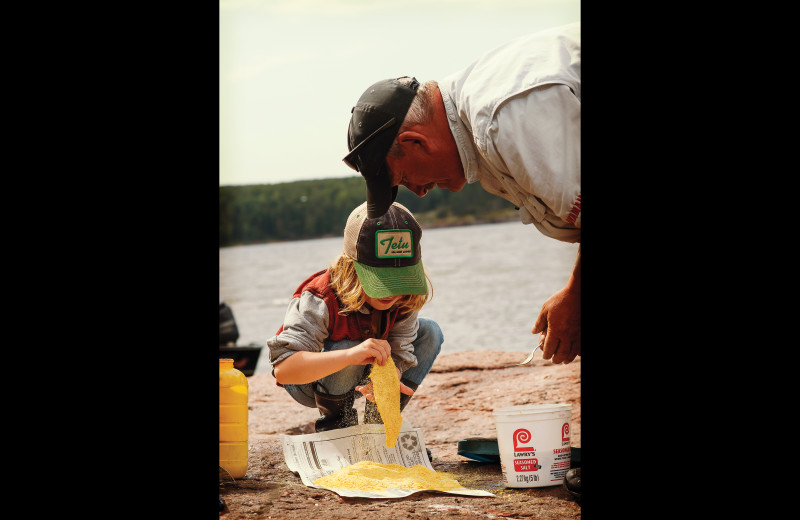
[281,423,494,498]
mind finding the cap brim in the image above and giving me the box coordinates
[365,164,398,218]
[353,261,428,299]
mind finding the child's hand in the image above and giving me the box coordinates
[348,338,392,366]
[355,381,376,401]
[356,367,415,402]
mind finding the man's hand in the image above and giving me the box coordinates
[532,248,580,364]
[532,286,580,364]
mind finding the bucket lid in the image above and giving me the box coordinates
[492,403,571,416]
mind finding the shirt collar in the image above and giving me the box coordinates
[440,87,480,184]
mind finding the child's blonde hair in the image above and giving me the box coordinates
[329,252,432,315]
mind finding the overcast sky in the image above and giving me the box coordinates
[219,0,580,186]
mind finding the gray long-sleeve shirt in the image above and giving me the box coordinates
[267,290,420,374]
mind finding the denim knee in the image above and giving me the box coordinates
[415,317,443,363]
[283,363,367,408]
[401,317,443,387]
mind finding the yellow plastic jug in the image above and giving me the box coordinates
[219,358,248,478]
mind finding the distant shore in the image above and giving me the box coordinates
[222,212,519,248]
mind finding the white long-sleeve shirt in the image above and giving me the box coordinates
[439,22,581,243]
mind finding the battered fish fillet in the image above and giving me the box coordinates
[369,356,402,447]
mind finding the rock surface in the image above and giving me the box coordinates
[219,350,581,519]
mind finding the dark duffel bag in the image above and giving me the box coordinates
[219,301,240,346]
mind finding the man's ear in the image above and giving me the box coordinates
[395,131,430,155]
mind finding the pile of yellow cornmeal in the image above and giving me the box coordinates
[314,460,466,493]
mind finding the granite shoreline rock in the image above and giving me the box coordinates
[219,350,582,520]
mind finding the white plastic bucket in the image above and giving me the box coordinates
[492,403,572,488]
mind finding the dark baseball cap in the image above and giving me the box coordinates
[343,77,420,218]
[343,201,427,299]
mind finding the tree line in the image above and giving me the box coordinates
[219,175,519,247]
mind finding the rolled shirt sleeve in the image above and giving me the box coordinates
[387,310,419,373]
[267,292,330,368]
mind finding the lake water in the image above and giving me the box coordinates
[219,221,579,376]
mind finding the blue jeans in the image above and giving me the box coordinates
[283,317,443,408]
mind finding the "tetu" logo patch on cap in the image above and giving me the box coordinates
[375,230,413,258]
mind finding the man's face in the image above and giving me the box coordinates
[386,156,467,197]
